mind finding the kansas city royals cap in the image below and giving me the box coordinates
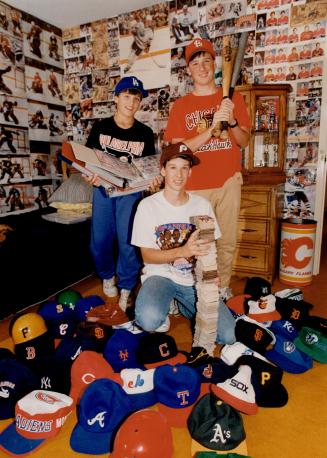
[294,327,327,364]
[187,392,247,454]
[104,329,145,372]
[38,300,79,339]
[114,76,148,98]
[0,359,38,420]
[265,334,313,373]
[269,319,298,340]
[136,333,187,368]
[0,390,73,455]
[70,378,132,454]
[154,364,201,427]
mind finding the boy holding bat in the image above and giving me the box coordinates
[164,37,251,300]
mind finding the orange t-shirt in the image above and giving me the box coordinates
[164,90,251,190]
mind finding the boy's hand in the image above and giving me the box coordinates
[181,229,211,258]
[82,173,101,187]
[148,175,163,194]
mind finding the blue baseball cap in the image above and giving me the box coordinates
[54,335,97,366]
[104,329,145,373]
[269,319,298,341]
[74,295,105,321]
[0,359,38,420]
[38,300,80,339]
[114,76,148,98]
[70,378,132,454]
[265,334,313,373]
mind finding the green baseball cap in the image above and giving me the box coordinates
[294,327,327,363]
[56,289,82,310]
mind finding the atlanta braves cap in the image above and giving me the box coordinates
[70,351,116,403]
[75,321,113,353]
[154,364,201,427]
[104,329,145,372]
[269,319,298,340]
[114,76,148,98]
[136,333,187,368]
[188,392,247,454]
[160,142,200,167]
[294,327,327,363]
[265,334,313,373]
[0,390,73,455]
[244,277,272,301]
[74,294,105,321]
[118,367,157,411]
[38,300,80,339]
[0,359,38,420]
[237,355,288,408]
[185,38,216,64]
[70,378,132,454]
[235,316,275,355]
[212,365,258,415]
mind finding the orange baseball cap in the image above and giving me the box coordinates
[185,38,216,64]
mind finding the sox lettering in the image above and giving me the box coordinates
[230,378,248,393]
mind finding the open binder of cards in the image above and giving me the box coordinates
[60,141,160,196]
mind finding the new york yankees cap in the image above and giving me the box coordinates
[114,76,148,98]
[70,378,132,454]
[154,364,201,427]
[33,356,71,395]
[0,359,38,420]
[294,327,327,363]
[104,329,145,372]
[234,316,276,355]
[117,368,157,411]
[38,300,80,340]
[265,334,313,373]
[136,333,187,369]
[187,392,247,455]
[0,390,73,455]
[211,365,258,415]
[185,38,216,64]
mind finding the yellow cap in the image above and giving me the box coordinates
[11,313,47,345]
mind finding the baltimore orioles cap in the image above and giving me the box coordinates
[185,38,215,64]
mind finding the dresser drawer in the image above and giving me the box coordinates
[237,219,270,244]
[240,190,272,218]
[233,245,269,271]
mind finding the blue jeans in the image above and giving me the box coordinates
[135,276,236,345]
[91,188,142,290]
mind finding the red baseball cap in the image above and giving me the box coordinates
[185,38,216,64]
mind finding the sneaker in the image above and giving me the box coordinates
[219,287,233,302]
[154,316,170,333]
[103,277,118,298]
[119,289,134,312]
[169,299,180,316]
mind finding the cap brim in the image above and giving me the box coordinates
[248,310,281,322]
[257,383,288,408]
[70,423,113,455]
[0,421,45,455]
[144,352,187,369]
[227,295,250,315]
[191,437,248,457]
[265,349,313,374]
[294,337,327,364]
[211,385,258,415]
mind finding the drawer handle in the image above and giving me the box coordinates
[241,229,257,233]
[240,255,257,259]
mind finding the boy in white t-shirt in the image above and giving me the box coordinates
[131,142,236,343]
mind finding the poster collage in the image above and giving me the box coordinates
[1,0,325,217]
[0,0,65,215]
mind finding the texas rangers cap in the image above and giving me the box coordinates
[114,76,148,98]
[185,38,216,64]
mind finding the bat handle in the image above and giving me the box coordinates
[211,121,221,138]
[220,95,230,140]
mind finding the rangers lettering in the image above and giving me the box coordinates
[177,390,190,405]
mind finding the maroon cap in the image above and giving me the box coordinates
[160,142,200,167]
[185,38,215,64]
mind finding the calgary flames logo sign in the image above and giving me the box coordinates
[280,236,313,269]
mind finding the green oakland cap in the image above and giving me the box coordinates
[294,327,327,364]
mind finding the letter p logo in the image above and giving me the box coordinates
[261,371,271,385]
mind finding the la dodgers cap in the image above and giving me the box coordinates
[136,332,187,368]
[294,327,327,364]
[118,368,157,411]
[154,364,201,427]
[104,329,145,372]
[70,378,132,454]
[187,392,247,454]
[114,76,148,98]
[0,390,73,455]
[265,334,313,373]
[185,38,216,64]
[160,142,200,167]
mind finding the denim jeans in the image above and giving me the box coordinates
[135,275,236,345]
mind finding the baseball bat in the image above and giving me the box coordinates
[212,35,237,138]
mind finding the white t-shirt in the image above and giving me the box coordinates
[132,191,221,286]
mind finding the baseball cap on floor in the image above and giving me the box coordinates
[33,356,71,395]
[54,334,97,366]
[0,390,73,455]
[86,302,130,327]
[118,367,157,410]
[299,315,327,335]
[226,295,250,317]
[294,327,327,364]
[236,355,288,408]
[269,319,298,341]
[235,316,275,355]
[14,332,56,369]
[194,357,238,385]
[154,364,201,427]
[220,342,269,366]
[136,333,187,368]
[265,334,313,373]
[114,76,148,98]
[38,300,79,339]
[275,297,313,328]
[185,346,212,367]
[0,347,15,360]
[244,277,272,301]
[212,365,258,415]
[74,295,105,321]
[245,294,281,323]
[185,38,216,64]
[160,142,200,167]
[70,378,132,454]
[75,321,113,352]
[0,359,38,420]
[104,329,145,372]
[69,351,116,403]
[188,392,247,455]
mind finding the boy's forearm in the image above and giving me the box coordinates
[140,246,187,264]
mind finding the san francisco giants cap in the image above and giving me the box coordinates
[185,38,215,64]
